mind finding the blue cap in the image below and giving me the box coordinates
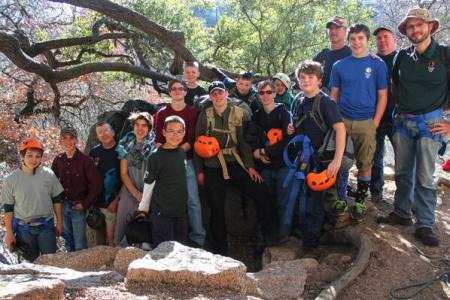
[208,81,226,94]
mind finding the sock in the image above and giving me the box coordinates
[356,177,370,203]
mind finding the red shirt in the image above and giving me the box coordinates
[51,148,103,210]
[154,104,198,159]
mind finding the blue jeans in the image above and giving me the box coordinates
[62,202,87,251]
[16,219,57,261]
[260,167,290,236]
[186,160,206,246]
[393,114,442,229]
[370,120,393,196]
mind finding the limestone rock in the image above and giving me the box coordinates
[299,258,319,273]
[114,247,147,275]
[261,237,302,267]
[0,278,64,300]
[245,260,308,299]
[383,166,395,181]
[34,245,119,271]
[126,241,247,291]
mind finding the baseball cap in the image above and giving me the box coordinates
[326,16,348,28]
[208,81,226,94]
[60,127,78,138]
[373,26,395,36]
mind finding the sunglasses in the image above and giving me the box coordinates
[258,90,274,95]
[170,87,186,92]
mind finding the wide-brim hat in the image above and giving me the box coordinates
[397,7,439,36]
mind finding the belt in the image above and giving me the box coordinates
[17,217,53,227]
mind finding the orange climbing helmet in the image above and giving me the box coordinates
[306,169,336,192]
[19,137,45,152]
[194,135,220,158]
[267,128,283,145]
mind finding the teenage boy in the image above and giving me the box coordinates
[289,60,346,252]
[378,8,449,246]
[154,79,206,247]
[313,16,351,93]
[206,64,261,113]
[252,80,291,237]
[89,122,122,246]
[139,116,188,247]
[329,24,388,222]
[194,81,282,255]
[183,61,207,107]
[370,26,398,201]
[52,127,102,251]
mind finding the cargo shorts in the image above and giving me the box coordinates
[343,118,376,172]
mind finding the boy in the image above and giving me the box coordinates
[139,116,188,247]
[289,60,346,252]
[52,127,102,251]
[183,61,207,107]
[89,122,122,246]
[154,79,205,247]
[272,73,294,110]
[329,24,388,222]
[206,64,261,113]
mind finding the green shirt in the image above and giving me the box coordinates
[144,147,187,218]
[392,39,449,114]
[0,166,63,221]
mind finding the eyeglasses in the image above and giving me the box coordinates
[170,87,186,92]
[258,90,274,95]
[406,22,426,31]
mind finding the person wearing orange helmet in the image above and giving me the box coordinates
[0,137,64,261]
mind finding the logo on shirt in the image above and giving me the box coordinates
[365,67,372,79]
[428,61,435,73]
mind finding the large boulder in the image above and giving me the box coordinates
[34,245,119,271]
[262,237,302,267]
[0,277,64,300]
[126,241,247,292]
[245,260,308,299]
[113,247,147,275]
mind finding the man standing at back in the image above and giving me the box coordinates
[379,8,449,247]
[313,16,351,94]
[370,26,398,202]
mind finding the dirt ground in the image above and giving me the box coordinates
[337,169,450,300]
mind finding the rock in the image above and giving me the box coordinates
[299,258,319,273]
[113,247,147,275]
[261,237,302,267]
[245,260,308,299]
[126,241,247,292]
[34,245,119,271]
[383,166,395,181]
[310,264,340,283]
[0,262,123,291]
[0,278,64,300]
[322,253,353,267]
[341,255,352,265]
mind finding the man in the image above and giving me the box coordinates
[89,122,122,246]
[52,127,102,251]
[313,16,351,93]
[379,8,449,247]
[370,26,398,202]
[154,79,206,247]
[329,24,388,223]
[194,81,283,255]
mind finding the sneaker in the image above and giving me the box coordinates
[414,227,439,247]
[351,202,366,223]
[333,199,348,216]
[376,212,414,226]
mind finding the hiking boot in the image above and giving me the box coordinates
[333,199,348,216]
[376,212,414,226]
[371,193,383,203]
[414,227,439,247]
[351,202,366,223]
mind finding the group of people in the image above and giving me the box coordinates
[1,7,449,262]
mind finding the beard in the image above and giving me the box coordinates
[407,30,430,45]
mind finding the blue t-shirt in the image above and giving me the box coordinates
[89,144,121,208]
[313,46,351,89]
[329,55,388,120]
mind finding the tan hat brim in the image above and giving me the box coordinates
[398,18,439,35]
